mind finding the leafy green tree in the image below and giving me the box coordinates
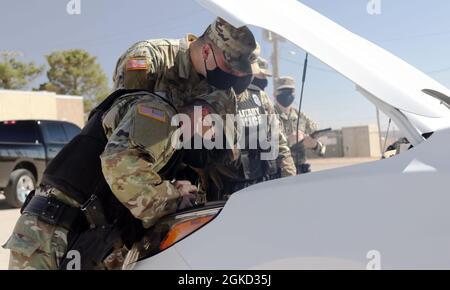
[0,52,44,89]
[38,49,110,112]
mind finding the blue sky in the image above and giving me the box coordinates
[1,0,449,130]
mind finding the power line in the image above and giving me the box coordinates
[281,54,450,77]
[278,34,450,76]
[376,30,450,43]
[44,9,205,48]
[427,67,450,75]
[279,56,337,74]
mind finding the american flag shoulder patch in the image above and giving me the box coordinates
[126,57,148,71]
[137,104,166,123]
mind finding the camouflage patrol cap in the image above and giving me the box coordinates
[249,43,271,77]
[250,42,261,75]
[276,76,296,91]
[204,17,257,74]
[251,42,261,60]
[256,57,272,77]
[194,89,237,116]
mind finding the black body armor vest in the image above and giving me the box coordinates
[236,88,278,181]
[42,89,180,247]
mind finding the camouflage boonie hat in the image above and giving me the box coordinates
[204,17,257,74]
[276,76,296,91]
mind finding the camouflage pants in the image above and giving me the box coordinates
[3,212,69,270]
[2,186,127,270]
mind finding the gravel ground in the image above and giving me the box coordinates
[0,197,20,270]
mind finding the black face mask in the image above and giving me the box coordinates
[232,74,252,94]
[276,91,295,107]
[251,78,268,91]
[204,46,251,94]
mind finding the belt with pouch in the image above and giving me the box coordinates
[21,190,87,231]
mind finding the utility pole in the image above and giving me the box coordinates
[376,108,383,156]
[263,29,283,95]
[271,35,280,87]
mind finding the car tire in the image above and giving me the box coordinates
[4,169,36,208]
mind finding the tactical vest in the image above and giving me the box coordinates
[41,89,181,247]
[236,87,278,181]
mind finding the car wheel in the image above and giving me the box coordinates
[5,169,36,208]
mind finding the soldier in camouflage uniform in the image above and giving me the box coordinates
[113,17,257,109]
[198,55,297,200]
[3,185,75,269]
[3,17,257,270]
[274,76,325,174]
[4,89,234,270]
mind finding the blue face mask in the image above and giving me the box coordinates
[204,46,252,94]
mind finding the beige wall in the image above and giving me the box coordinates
[56,97,85,128]
[0,90,57,120]
[342,125,381,158]
[0,90,84,128]
[369,126,382,157]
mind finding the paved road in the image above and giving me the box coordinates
[0,157,377,270]
[309,157,379,172]
[0,197,20,270]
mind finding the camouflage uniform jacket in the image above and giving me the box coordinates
[3,92,181,270]
[113,34,211,109]
[274,103,318,136]
[100,93,181,229]
[199,85,296,199]
[274,103,323,159]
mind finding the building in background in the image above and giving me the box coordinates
[318,130,344,158]
[342,125,381,158]
[0,90,84,128]
[304,125,386,159]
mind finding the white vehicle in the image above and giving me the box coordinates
[125,0,450,270]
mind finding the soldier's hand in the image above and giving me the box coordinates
[174,180,198,210]
[303,135,319,149]
[288,130,305,146]
[173,180,197,196]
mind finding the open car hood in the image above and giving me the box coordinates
[197,0,450,144]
